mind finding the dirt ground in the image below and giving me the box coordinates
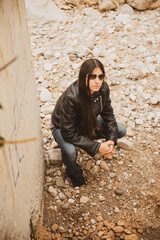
[28,3,160,240]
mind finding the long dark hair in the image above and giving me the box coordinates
[78,59,105,138]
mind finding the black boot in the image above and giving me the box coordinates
[66,170,86,187]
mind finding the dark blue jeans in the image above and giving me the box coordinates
[52,117,126,177]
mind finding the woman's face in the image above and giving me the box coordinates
[86,67,104,95]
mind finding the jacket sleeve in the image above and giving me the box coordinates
[60,97,100,157]
[100,88,118,144]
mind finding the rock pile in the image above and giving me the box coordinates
[55,0,160,11]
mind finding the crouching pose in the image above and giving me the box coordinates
[51,59,126,187]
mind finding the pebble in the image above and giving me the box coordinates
[124,234,139,240]
[90,165,100,175]
[48,148,62,163]
[150,97,158,105]
[80,196,89,204]
[56,177,64,187]
[115,189,123,196]
[40,88,51,102]
[113,226,124,232]
[48,186,58,197]
[114,207,120,213]
[43,63,53,71]
[51,223,58,232]
[61,203,70,209]
[99,195,106,201]
[100,161,110,172]
[44,50,53,59]
[37,76,44,83]
[91,219,96,224]
[109,172,116,178]
[117,139,133,150]
[129,94,136,101]
[43,106,53,114]
[59,192,66,200]
[68,198,75,204]
[136,119,143,125]
[100,180,106,187]
[86,160,93,170]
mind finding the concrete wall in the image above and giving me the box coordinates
[0,0,44,239]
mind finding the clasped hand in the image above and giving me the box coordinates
[99,140,115,157]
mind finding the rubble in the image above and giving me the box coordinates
[29,3,160,240]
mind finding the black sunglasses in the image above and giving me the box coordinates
[89,74,105,81]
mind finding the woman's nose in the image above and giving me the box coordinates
[95,76,100,83]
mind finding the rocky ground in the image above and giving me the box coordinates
[28,4,160,240]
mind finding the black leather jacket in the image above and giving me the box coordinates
[51,80,118,157]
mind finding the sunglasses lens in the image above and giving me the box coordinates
[99,74,104,80]
[90,74,96,80]
[89,74,105,81]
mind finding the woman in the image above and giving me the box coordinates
[51,59,126,187]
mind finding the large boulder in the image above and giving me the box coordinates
[99,0,125,11]
[84,0,99,6]
[25,0,68,22]
[126,0,160,10]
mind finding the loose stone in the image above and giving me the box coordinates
[51,224,58,232]
[48,186,58,197]
[80,196,89,204]
[40,89,51,102]
[117,139,133,150]
[100,161,110,172]
[124,234,139,240]
[68,198,75,204]
[115,189,123,196]
[113,226,124,233]
[56,177,64,187]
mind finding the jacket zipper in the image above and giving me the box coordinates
[100,95,102,111]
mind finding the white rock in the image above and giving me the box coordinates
[100,180,106,187]
[32,48,45,56]
[48,186,58,197]
[99,195,105,201]
[136,119,143,125]
[115,14,131,25]
[92,47,101,57]
[117,139,133,150]
[91,219,96,224]
[59,192,66,200]
[150,97,158,105]
[119,4,134,14]
[80,196,89,204]
[68,198,75,204]
[44,50,53,59]
[147,64,156,74]
[55,51,61,58]
[142,93,151,100]
[43,106,54,114]
[40,89,51,102]
[25,0,68,22]
[115,207,119,213]
[109,172,116,178]
[129,94,136,101]
[44,63,53,71]
[37,76,44,83]
[83,7,101,18]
